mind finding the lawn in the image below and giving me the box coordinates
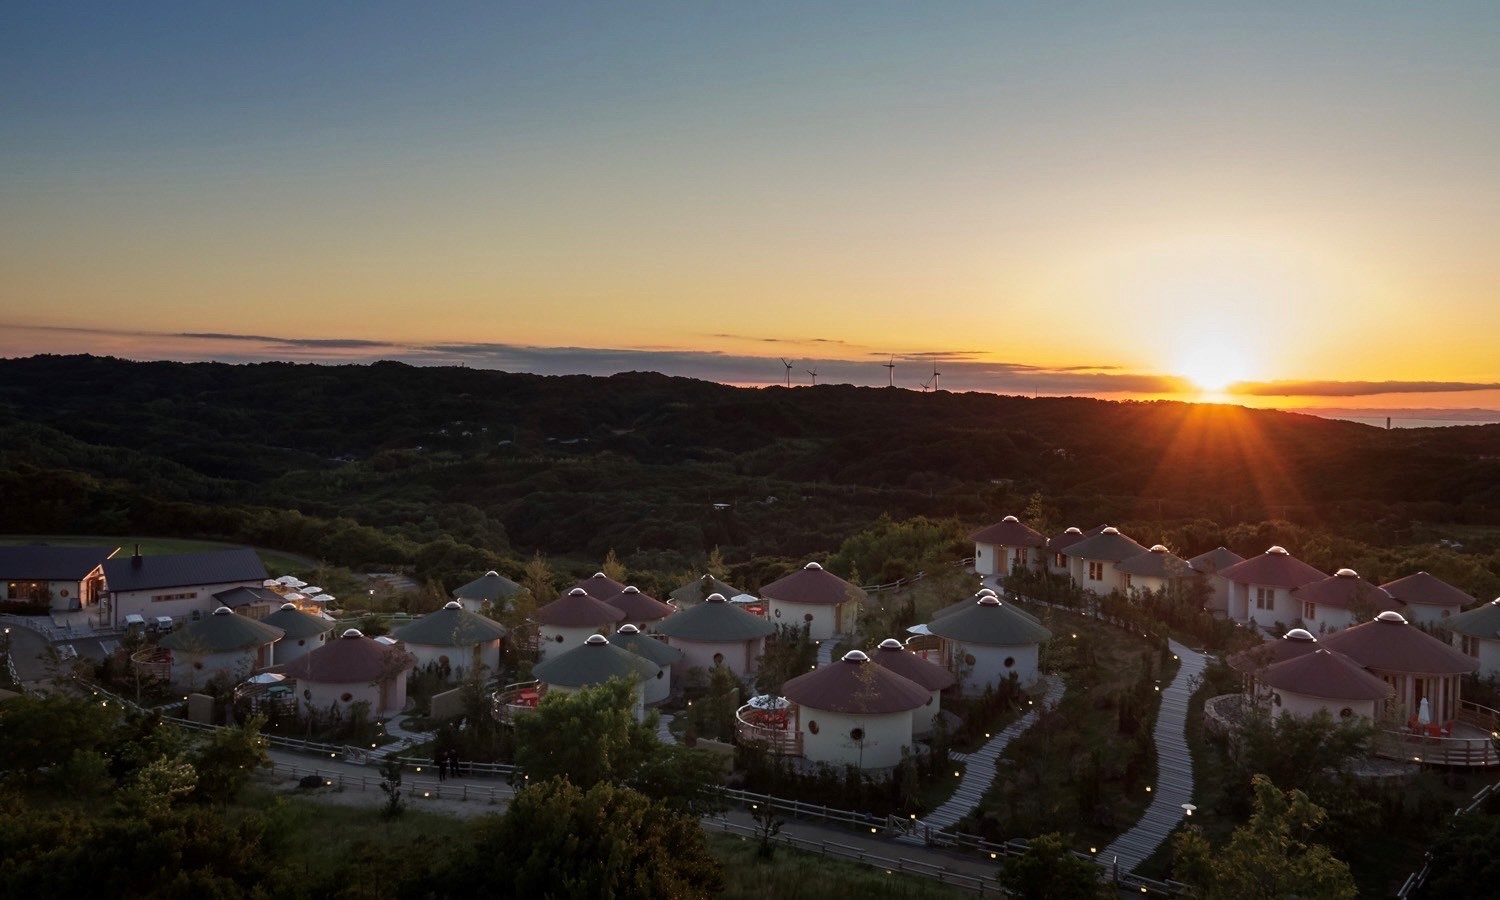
[955,600,1169,853]
[0,533,315,574]
[707,831,969,899]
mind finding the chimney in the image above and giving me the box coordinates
[131,544,142,568]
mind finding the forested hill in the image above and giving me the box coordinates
[3,354,1500,584]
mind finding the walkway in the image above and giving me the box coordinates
[382,715,429,755]
[815,639,837,668]
[656,711,678,745]
[898,674,1067,843]
[1100,639,1206,873]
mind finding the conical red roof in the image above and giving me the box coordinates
[533,588,627,628]
[603,586,674,622]
[782,650,930,714]
[1320,611,1478,676]
[871,639,956,691]
[1259,649,1394,702]
[283,629,416,682]
[761,562,866,606]
[1380,571,1476,611]
[1228,628,1320,675]
[1219,546,1326,589]
[969,516,1047,547]
[1292,569,1391,609]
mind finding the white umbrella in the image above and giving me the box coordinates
[246,672,286,685]
[905,623,932,636]
[301,586,322,594]
[748,695,790,711]
[284,578,307,588]
[276,575,299,585]
[311,593,335,603]
[283,592,306,601]
[1418,697,1432,726]
[263,579,280,588]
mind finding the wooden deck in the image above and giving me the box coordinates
[735,704,802,755]
[490,680,543,723]
[1377,701,1500,768]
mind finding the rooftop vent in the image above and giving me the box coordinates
[1102,526,1120,535]
[978,596,1002,607]
[1284,628,1317,642]
[705,593,727,603]
[1002,515,1019,523]
[976,588,998,597]
[568,587,588,596]
[280,602,297,611]
[342,628,364,639]
[591,572,607,578]
[1267,546,1290,555]
[1375,611,1408,624]
[842,650,869,663]
[804,561,824,570]
[1335,568,1358,578]
[585,634,609,646]
[1064,527,1082,534]
[618,624,641,634]
[878,638,904,650]
[443,600,462,609]
[622,586,640,594]
[1150,544,1168,553]
[212,606,233,616]
[484,570,499,577]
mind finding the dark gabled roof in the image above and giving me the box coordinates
[1046,525,1102,554]
[968,517,1047,548]
[1115,545,1190,578]
[653,593,775,643]
[927,597,1052,646]
[1218,547,1326,590]
[1188,547,1244,575]
[782,650,931,715]
[391,602,508,647]
[1228,629,1321,675]
[532,588,627,628]
[569,572,627,598]
[603,586,674,622]
[103,548,268,593]
[0,545,116,580]
[871,639,957,691]
[213,586,282,609]
[261,603,335,640]
[1380,571,1476,611]
[1444,598,1500,641]
[1259,649,1395,702]
[609,624,685,667]
[1320,611,1478,676]
[669,574,750,605]
[533,634,659,688]
[453,570,522,603]
[760,562,866,606]
[283,629,416,682]
[159,606,284,654]
[1060,527,1146,562]
[1292,569,1391,609]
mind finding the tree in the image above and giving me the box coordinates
[441,778,723,899]
[1000,832,1108,899]
[0,693,120,776]
[1420,811,1500,899]
[1172,774,1357,900]
[522,551,557,606]
[512,679,656,788]
[628,744,728,817]
[751,799,785,859]
[707,545,727,579]
[602,548,627,583]
[190,714,269,805]
[378,758,406,818]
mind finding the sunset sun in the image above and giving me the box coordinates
[1175,343,1254,396]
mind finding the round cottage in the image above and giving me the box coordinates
[872,638,957,734]
[532,587,626,661]
[391,600,508,676]
[283,628,417,717]
[1320,610,1478,725]
[260,602,335,665]
[781,649,931,768]
[926,596,1052,693]
[652,592,775,677]
[452,569,523,613]
[609,624,684,704]
[603,585,675,628]
[759,562,866,640]
[532,633,660,720]
[158,606,285,689]
[1256,648,1393,720]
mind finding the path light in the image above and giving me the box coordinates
[1146,786,1152,793]
[870,827,878,834]
[954,771,961,777]
[1182,804,1196,817]
[1090,847,1097,854]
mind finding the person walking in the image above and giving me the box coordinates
[435,751,447,782]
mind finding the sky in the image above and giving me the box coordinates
[2,2,1498,410]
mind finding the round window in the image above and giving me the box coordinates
[1441,609,1451,618]
[849,727,865,742]
[807,720,819,735]
[774,608,782,618]
[925,695,933,706]
[1004,656,1015,668]
[1272,693,1282,707]
[656,670,664,680]
[1339,707,1353,719]
[804,613,814,623]
[712,652,725,666]
[193,661,203,670]
[438,655,451,667]
[298,639,306,646]
[555,634,565,643]
[60,589,69,598]
[964,653,976,666]
[303,689,312,700]
[340,692,354,703]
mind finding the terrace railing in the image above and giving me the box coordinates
[491,680,542,723]
[733,704,801,755]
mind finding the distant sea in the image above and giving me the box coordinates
[1296,408,1500,429]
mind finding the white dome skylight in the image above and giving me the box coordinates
[618,624,641,634]
[212,606,233,616]
[1375,611,1408,624]
[705,593,727,603]
[1150,544,1168,553]
[878,638,904,649]
[585,634,609,645]
[568,587,588,596]
[443,600,462,609]
[1064,527,1082,534]
[841,650,869,663]
[1284,628,1317,642]
[1002,515,1019,523]
[1102,526,1120,534]
[804,561,824,570]
[1336,568,1358,578]
[342,628,364,639]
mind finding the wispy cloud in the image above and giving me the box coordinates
[1231,380,1500,397]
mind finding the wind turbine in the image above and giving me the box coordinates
[779,358,795,387]
[931,359,942,392]
[806,366,818,386]
[919,376,932,392]
[883,354,896,387]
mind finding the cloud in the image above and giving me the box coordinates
[1231,380,1500,397]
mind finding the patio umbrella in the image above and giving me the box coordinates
[276,575,299,585]
[748,695,790,711]
[301,586,322,594]
[263,579,280,588]
[311,593,335,603]
[283,592,306,601]
[246,672,286,685]
[1418,697,1432,725]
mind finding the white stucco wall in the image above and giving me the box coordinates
[641,666,672,705]
[1203,574,1231,617]
[798,707,915,769]
[768,598,843,641]
[1242,584,1297,632]
[1272,690,1378,721]
[274,632,328,666]
[1070,557,1127,596]
[1453,635,1500,680]
[950,641,1040,694]
[109,580,262,628]
[913,689,943,736]
[407,640,501,677]
[1307,605,1355,635]
[1124,574,1167,597]
[975,544,1044,577]
[667,636,764,678]
[1405,603,1460,626]
[537,623,613,662]
[170,646,267,690]
[300,675,408,719]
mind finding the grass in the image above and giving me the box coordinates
[707,831,968,899]
[0,533,315,574]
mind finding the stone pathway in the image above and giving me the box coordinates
[656,711,677,745]
[1100,639,1206,873]
[898,675,1067,844]
[815,639,837,668]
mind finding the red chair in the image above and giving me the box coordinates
[1441,720,1455,737]
[1425,722,1443,739]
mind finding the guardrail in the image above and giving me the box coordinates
[858,557,977,594]
[268,761,513,804]
[1397,780,1500,898]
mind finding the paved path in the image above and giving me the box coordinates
[815,639,837,668]
[656,711,678,745]
[898,675,1067,843]
[1100,639,1206,873]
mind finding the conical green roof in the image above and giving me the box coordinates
[1444,598,1500,640]
[609,624,684,667]
[927,597,1052,646]
[668,574,749,605]
[392,601,509,647]
[653,593,775,642]
[533,634,659,688]
[159,607,284,654]
[261,603,335,640]
[453,570,523,603]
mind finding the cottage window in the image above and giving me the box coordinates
[1122,574,1132,590]
[804,613,814,623]
[712,652,725,667]
[555,634,564,643]
[1088,561,1104,581]
[1302,601,1316,621]
[807,720,819,735]
[1255,588,1274,611]
[1339,707,1353,719]
[152,591,197,603]
[1461,635,1479,657]
[849,727,865,742]
[340,692,353,703]
[1053,553,1066,568]
[1003,656,1015,668]
[1014,549,1028,566]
